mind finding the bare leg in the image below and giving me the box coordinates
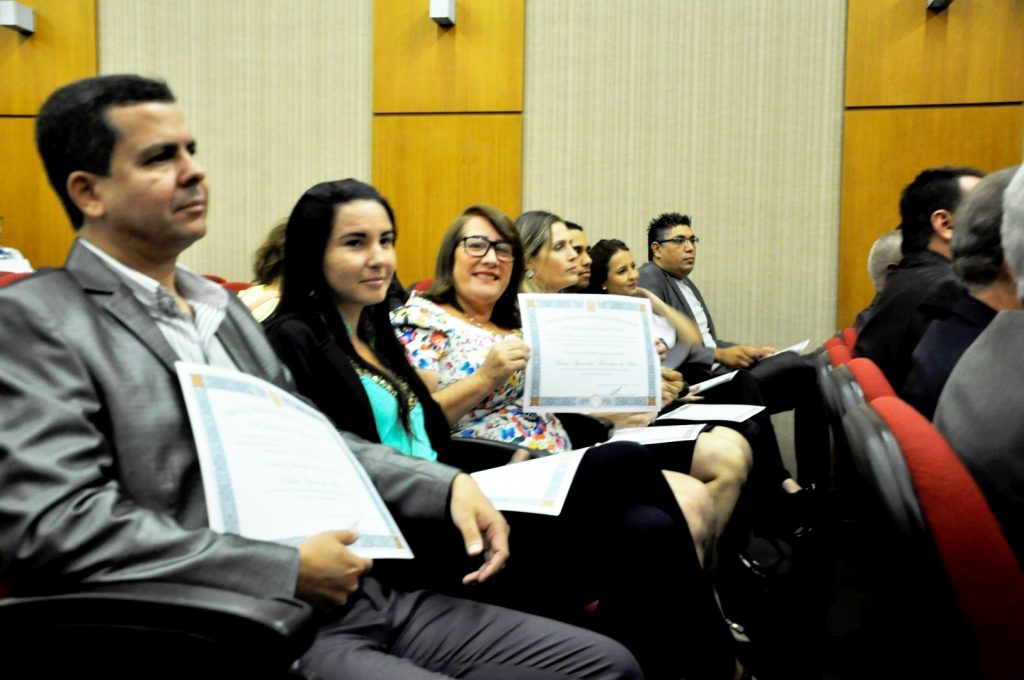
[689,427,753,538]
[661,470,716,566]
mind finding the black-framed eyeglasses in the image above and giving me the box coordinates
[459,235,515,262]
[657,236,700,247]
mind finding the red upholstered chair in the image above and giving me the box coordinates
[827,344,852,368]
[870,396,1024,680]
[827,364,863,417]
[843,397,1024,679]
[0,271,31,287]
[817,344,852,403]
[841,326,857,349]
[845,357,895,403]
[823,334,843,351]
[203,273,227,284]
[221,281,254,293]
[816,344,845,413]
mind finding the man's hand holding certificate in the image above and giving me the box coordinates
[519,293,662,412]
[175,362,412,559]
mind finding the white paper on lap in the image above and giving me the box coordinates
[176,362,412,559]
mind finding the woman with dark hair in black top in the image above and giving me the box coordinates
[264,179,750,680]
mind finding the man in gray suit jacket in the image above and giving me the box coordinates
[934,164,1024,569]
[0,75,638,680]
[638,213,828,487]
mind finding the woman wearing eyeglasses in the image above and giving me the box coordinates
[266,181,748,680]
[393,206,757,546]
[392,206,573,452]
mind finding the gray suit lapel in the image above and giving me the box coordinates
[216,304,264,377]
[684,279,719,342]
[66,242,181,375]
[663,268,696,321]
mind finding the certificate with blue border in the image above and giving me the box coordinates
[471,450,586,516]
[519,293,661,413]
[176,362,412,559]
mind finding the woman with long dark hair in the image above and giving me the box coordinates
[265,179,748,680]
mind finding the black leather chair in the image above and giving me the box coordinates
[0,581,317,677]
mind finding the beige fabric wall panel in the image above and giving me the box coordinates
[373,113,523,285]
[523,0,846,347]
[99,0,372,281]
[846,0,1024,108]
[374,0,524,114]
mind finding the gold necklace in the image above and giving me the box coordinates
[447,304,496,331]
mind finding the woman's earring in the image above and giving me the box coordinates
[525,269,536,279]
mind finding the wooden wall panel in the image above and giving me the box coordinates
[373,0,523,113]
[846,0,1024,107]
[373,114,522,285]
[0,0,95,268]
[0,0,97,115]
[838,105,1024,326]
[0,118,75,267]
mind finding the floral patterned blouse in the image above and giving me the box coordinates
[391,295,571,454]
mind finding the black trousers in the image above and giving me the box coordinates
[746,351,830,487]
[377,441,737,680]
[683,355,829,488]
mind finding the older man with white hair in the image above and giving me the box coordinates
[933,163,1024,568]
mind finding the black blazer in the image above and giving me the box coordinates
[265,312,455,458]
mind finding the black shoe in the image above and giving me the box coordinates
[771,484,824,540]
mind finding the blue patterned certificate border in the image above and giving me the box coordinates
[180,366,407,551]
[520,294,659,411]
[483,458,568,510]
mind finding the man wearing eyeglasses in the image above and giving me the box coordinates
[638,212,828,488]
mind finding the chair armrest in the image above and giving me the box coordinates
[554,413,613,448]
[0,581,317,674]
[441,437,520,472]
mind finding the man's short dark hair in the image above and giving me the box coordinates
[565,221,583,232]
[899,166,985,255]
[951,166,1018,291]
[646,212,691,261]
[35,74,176,229]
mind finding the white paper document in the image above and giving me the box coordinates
[657,403,765,423]
[773,338,810,356]
[609,424,705,445]
[688,370,738,394]
[519,293,661,413]
[175,362,412,559]
[471,450,586,516]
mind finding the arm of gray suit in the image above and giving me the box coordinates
[638,265,717,366]
[339,431,460,522]
[0,289,300,598]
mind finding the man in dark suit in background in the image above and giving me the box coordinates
[853,228,902,332]
[903,165,1021,419]
[853,166,984,388]
[0,74,639,680]
[638,212,829,487]
[934,163,1024,568]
